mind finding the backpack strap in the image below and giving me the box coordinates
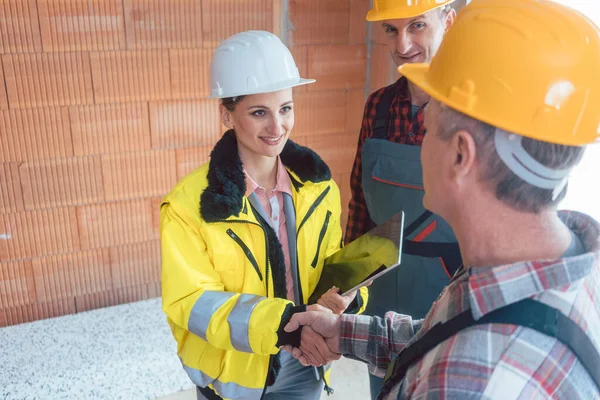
[378,298,600,399]
[372,86,397,140]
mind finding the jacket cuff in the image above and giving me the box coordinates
[276,304,306,348]
[344,291,363,315]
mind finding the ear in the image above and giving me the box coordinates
[219,104,234,129]
[444,9,456,32]
[451,129,477,180]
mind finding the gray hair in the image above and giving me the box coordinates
[436,103,585,213]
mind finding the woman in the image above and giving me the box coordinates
[160,30,368,400]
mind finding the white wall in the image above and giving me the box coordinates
[551,1,600,221]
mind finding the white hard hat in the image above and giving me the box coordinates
[208,30,315,99]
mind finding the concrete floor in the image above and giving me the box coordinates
[155,357,371,400]
[0,297,370,400]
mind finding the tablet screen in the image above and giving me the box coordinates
[308,211,404,304]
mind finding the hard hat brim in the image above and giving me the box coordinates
[398,63,443,106]
[400,63,598,146]
[366,1,454,22]
[208,78,315,100]
[401,63,530,143]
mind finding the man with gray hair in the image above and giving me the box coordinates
[280,0,600,398]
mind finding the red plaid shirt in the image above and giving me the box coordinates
[345,77,427,243]
[340,211,600,399]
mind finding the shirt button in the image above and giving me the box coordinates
[409,132,415,137]
[274,216,278,221]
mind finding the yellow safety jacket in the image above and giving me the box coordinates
[161,131,368,399]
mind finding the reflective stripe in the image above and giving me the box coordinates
[182,362,215,387]
[183,363,264,400]
[227,294,264,353]
[189,291,235,340]
[213,378,264,399]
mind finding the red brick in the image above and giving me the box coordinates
[289,0,349,45]
[19,156,104,210]
[32,248,112,302]
[38,0,126,52]
[101,150,177,201]
[0,0,42,53]
[90,50,171,103]
[3,53,94,108]
[290,135,309,148]
[0,61,8,110]
[147,281,161,298]
[77,199,155,249]
[0,260,36,309]
[0,297,76,326]
[346,89,366,132]
[305,132,358,174]
[349,0,369,44]
[0,107,73,162]
[293,91,347,136]
[75,284,149,312]
[151,196,161,237]
[290,46,309,93]
[150,100,221,149]
[0,207,80,261]
[0,163,24,214]
[170,49,212,99]
[308,45,367,91]
[370,44,394,92]
[70,102,151,156]
[110,240,160,288]
[201,0,273,48]
[175,146,211,179]
[124,0,202,49]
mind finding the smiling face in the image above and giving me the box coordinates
[382,8,454,68]
[220,88,294,163]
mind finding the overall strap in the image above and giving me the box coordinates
[372,86,397,140]
[379,298,600,399]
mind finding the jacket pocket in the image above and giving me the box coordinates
[226,229,263,281]
[371,155,423,190]
[311,211,332,268]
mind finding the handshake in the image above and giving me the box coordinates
[281,284,370,366]
[281,303,344,367]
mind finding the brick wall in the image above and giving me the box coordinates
[0,0,395,327]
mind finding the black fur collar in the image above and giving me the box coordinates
[200,130,331,222]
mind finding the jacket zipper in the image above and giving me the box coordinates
[311,211,332,268]
[248,207,271,299]
[297,186,331,234]
[214,219,268,296]
[226,229,263,281]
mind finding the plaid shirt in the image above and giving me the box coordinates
[345,77,427,243]
[340,211,600,399]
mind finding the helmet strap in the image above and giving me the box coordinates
[493,129,571,201]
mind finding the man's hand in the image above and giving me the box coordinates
[281,305,342,366]
[317,286,357,315]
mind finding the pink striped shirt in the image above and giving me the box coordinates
[244,158,295,301]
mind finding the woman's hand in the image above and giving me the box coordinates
[317,286,357,315]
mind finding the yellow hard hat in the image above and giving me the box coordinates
[399,0,600,146]
[366,0,455,21]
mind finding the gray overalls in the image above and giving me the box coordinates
[361,87,462,398]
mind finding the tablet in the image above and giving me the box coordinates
[308,211,405,304]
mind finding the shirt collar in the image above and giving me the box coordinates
[244,156,293,198]
[394,76,411,102]
[467,211,600,319]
